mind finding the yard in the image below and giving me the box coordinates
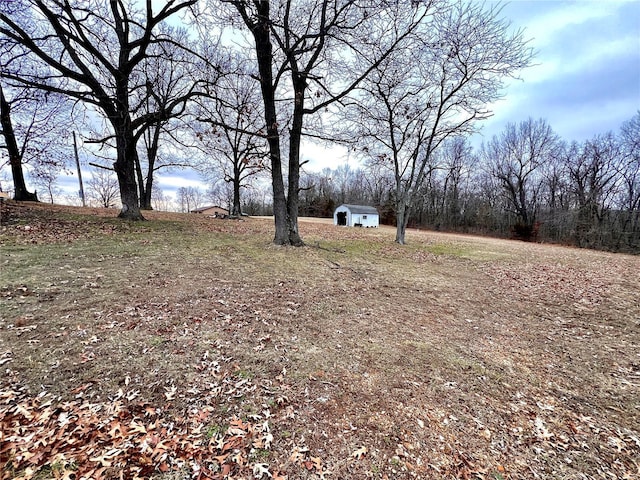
[1,201,638,479]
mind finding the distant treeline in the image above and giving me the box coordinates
[242,116,640,254]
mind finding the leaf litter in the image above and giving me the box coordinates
[1,201,639,479]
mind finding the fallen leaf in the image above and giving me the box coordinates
[290,446,309,463]
[534,417,553,440]
[164,385,177,401]
[129,419,147,434]
[253,463,272,478]
[352,446,367,459]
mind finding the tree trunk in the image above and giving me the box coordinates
[285,78,306,246]
[139,123,162,210]
[114,124,144,220]
[395,194,411,245]
[141,173,154,211]
[232,173,242,217]
[0,85,38,202]
[134,153,148,209]
[251,3,288,244]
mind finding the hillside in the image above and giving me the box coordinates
[1,201,639,479]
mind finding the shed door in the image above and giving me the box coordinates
[337,211,347,226]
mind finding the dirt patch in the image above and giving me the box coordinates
[1,201,639,479]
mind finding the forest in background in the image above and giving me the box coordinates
[1,1,638,251]
[265,115,639,253]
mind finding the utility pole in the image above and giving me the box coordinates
[73,132,86,207]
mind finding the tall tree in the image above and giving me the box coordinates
[0,83,37,201]
[346,1,533,243]
[0,0,202,219]
[193,59,267,217]
[538,141,572,241]
[617,112,640,248]
[567,133,621,247]
[436,137,474,228]
[0,0,35,201]
[0,80,73,201]
[132,25,218,210]
[214,0,431,245]
[484,118,560,239]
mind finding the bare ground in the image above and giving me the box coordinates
[0,201,638,479]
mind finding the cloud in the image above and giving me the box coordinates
[156,171,208,195]
[302,141,351,172]
[478,0,640,142]
[518,0,630,47]
[57,174,83,192]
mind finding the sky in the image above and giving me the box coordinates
[469,0,640,146]
[3,0,639,202]
[301,0,640,170]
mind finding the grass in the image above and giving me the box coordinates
[1,201,639,479]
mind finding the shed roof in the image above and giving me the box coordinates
[190,205,228,213]
[339,204,379,215]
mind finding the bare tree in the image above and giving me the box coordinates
[0,0,205,219]
[566,132,622,247]
[346,2,532,243]
[241,180,272,215]
[210,0,431,245]
[86,167,119,208]
[299,168,336,217]
[617,112,640,248]
[205,181,232,212]
[30,161,65,203]
[331,164,358,206]
[361,162,395,210]
[177,185,203,213]
[151,186,171,212]
[484,118,560,239]
[0,79,75,202]
[538,142,572,241]
[133,26,220,211]
[0,83,37,201]
[194,59,268,217]
[435,137,474,228]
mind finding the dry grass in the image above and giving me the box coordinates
[1,201,639,479]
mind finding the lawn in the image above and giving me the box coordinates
[1,201,638,479]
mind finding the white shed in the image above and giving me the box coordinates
[333,204,379,228]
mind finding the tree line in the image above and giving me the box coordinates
[288,114,639,252]
[2,1,637,252]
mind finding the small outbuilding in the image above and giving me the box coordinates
[333,204,379,228]
[191,205,229,217]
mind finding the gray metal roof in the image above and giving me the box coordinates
[339,204,379,215]
[190,205,228,213]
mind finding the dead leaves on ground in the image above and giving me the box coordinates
[481,262,610,308]
[0,206,123,246]
[3,202,640,479]
[0,385,282,480]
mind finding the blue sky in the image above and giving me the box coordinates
[301,0,640,170]
[5,0,639,200]
[473,0,640,145]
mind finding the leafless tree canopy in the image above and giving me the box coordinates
[86,167,119,208]
[0,0,207,219]
[342,1,533,243]
[2,1,637,251]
